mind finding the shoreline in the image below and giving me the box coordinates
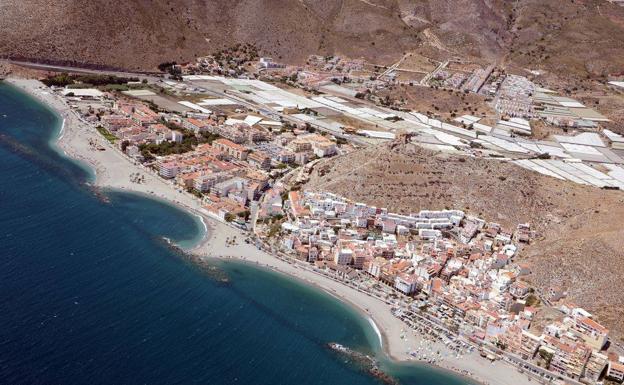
[4,77,533,385]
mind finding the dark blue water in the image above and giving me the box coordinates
[0,83,472,385]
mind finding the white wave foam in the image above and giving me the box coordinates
[58,118,66,140]
[368,317,383,347]
[196,213,208,234]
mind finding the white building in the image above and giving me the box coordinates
[607,360,624,383]
[395,273,419,295]
[334,248,353,265]
[159,162,179,179]
[171,130,184,143]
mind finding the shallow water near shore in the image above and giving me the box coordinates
[0,82,473,385]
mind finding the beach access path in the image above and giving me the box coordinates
[5,77,533,385]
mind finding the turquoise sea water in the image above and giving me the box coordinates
[0,82,473,385]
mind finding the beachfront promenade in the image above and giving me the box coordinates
[6,77,537,385]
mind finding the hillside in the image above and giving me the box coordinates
[307,143,614,229]
[506,0,624,82]
[2,0,623,80]
[306,143,624,341]
[0,0,418,70]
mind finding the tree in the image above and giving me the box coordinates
[121,140,130,152]
[199,131,221,144]
[186,188,203,198]
[140,149,155,162]
[538,349,554,367]
[224,213,235,222]
[526,294,540,307]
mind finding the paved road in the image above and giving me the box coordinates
[5,60,161,80]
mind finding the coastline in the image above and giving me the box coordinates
[4,77,534,385]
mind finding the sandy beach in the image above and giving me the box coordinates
[5,77,534,385]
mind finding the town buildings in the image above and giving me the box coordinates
[61,60,619,385]
[268,190,613,384]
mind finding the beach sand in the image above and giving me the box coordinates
[6,77,534,385]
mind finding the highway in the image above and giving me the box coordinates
[5,59,161,81]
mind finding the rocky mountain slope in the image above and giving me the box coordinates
[306,142,624,341]
[0,0,417,70]
[2,0,623,80]
[506,0,624,82]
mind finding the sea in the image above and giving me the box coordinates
[0,82,474,385]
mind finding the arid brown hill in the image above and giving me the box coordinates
[4,0,623,80]
[306,143,624,342]
[0,0,419,70]
[506,0,624,82]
